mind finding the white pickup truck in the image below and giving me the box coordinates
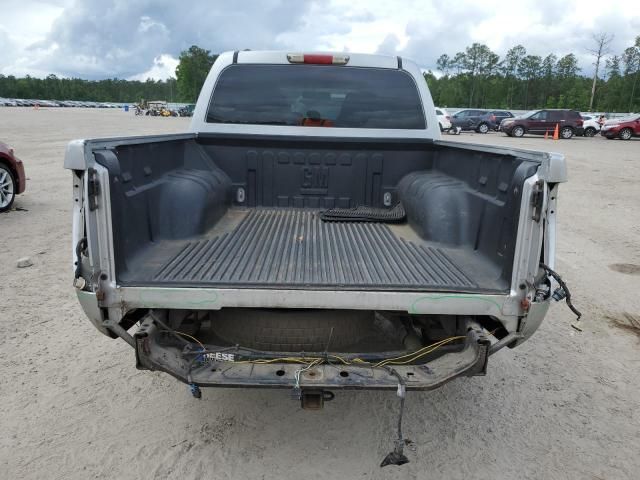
[65,51,573,422]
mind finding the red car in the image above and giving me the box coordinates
[600,115,640,140]
[0,141,27,212]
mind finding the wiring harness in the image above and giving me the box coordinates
[540,262,582,324]
[177,333,469,467]
[180,334,468,375]
[147,311,487,469]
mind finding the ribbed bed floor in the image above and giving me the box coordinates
[122,208,504,292]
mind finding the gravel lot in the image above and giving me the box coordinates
[1,108,639,480]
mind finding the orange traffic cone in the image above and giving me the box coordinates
[544,130,548,139]
[553,124,559,140]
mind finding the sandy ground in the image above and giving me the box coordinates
[1,108,639,480]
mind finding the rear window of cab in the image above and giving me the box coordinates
[207,64,426,129]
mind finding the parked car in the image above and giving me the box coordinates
[0,141,26,212]
[600,115,640,140]
[580,116,601,137]
[450,109,510,133]
[435,107,451,131]
[179,104,196,117]
[450,109,489,132]
[488,110,514,130]
[501,109,584,139]
[66,51,569,430]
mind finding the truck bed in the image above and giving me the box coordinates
[120,207,504,292]
[96,135,538,295]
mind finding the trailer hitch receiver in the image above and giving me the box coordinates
[300,389,335,410]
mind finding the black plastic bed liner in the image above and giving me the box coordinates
[120,208,506,292]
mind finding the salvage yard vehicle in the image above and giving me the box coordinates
[450,109,510,133]
[0,141,26,212]
[488,110,515,130]
[66,51,578,465]
[580,115,602,137]
[600,114,640,140]
[501,109,584,138]
[145,100,177,117]
[435,107,451,131]
[450,109,489,132]
[178,104,195,117]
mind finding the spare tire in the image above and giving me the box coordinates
[210,308,372,352]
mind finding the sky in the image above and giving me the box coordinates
[1,0,639,80]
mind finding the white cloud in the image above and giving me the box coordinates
[0,0,639,79]
[129,54,179,80]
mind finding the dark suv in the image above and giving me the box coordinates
[489,110,514,129]
[451,109,488,132]
[451,109,513,133]
[501,109,584,139]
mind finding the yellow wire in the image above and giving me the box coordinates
[328,354,350,365]
[377,336,467,367]
[233,356,321,365]
[376,338,461,367]
[186,334,468,370]
[372,336,466,367]
[231,335,466,369]
[351,358,369,364]
[254,357,313,364]
[174,331,206,350]
[375,337,460,367]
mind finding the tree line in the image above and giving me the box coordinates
[1,39,638,113]
[0,45,216,104]
[426,35,640,113]
[0,74,178,103]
